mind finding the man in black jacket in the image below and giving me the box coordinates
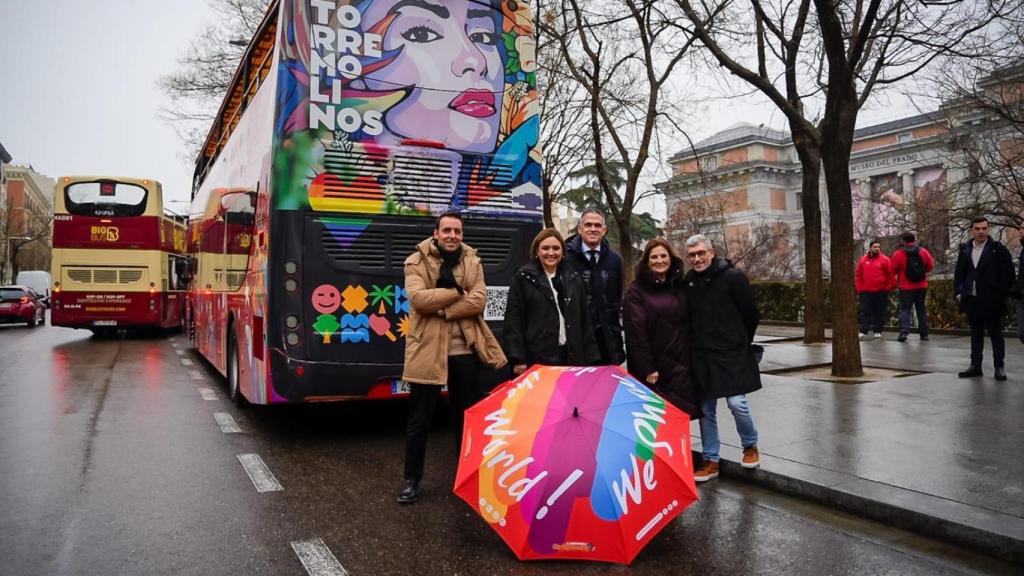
[565,208,626,365]
[683,234,762,482]
[954,216,1017,381]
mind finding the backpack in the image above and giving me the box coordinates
[903,246,926,282]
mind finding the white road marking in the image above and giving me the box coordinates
[238,453,283,493]
[214,412,241,433]
[291,538,349,576]
[180,358,194,366]
[175,349,186,356]
[199,388,217,401]
[171,341,180,348]
[189,370,205,381]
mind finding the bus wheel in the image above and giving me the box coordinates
[227,328,248,407]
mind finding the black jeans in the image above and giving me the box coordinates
[403,354,480,482]
[898,288,929,336]
[859,291,888,333]
[966,296,1005,368]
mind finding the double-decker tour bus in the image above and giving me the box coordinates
[50,176,189,336]
[188,0,543,404]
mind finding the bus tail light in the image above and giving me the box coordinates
[149,282,156,296]
[284,278,298,293]
[253,316,264,360]
[295,366,305,377]
[401,138,446,149]
[285,332,300,347]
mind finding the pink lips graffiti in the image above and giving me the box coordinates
[448,89,496,118]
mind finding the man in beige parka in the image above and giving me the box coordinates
[398,212,506,504]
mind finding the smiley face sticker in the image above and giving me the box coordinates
[312,284,341,314]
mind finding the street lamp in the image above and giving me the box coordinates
[4,236,31,284]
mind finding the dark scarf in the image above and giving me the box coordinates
[434,240,464,295]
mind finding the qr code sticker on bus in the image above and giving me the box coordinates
[485,286,509,321]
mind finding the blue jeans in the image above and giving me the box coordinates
[699,395,758,463]
[898,288,928,336]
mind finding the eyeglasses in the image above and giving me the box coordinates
[686,250,709,260]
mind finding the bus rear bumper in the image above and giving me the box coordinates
[268,347,407,402]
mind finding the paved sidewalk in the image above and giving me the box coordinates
[691,325,1024,562]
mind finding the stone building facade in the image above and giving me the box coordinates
[3,165,55,282]
[659,105,1021,279]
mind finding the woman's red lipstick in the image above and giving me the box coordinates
[448,89,496,118]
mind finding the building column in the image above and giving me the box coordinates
[856,177,874,240]
[899,170,915,232]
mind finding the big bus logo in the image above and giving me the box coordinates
[90,226,119,242]
[238,233,251,249]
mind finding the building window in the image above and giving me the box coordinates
[897,132,913,143]
[795,193,803,210]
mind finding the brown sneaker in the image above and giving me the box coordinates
[694,460,719,482]
[742,446,760,469]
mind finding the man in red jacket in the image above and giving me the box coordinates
[855,240,894,340]
[890,232,936,342]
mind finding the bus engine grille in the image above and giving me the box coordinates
[318,222,515,273]
[63,268,146,284]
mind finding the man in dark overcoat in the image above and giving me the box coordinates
[565,207,627,365]
[954,216,1017,381]
[683,234,762,482]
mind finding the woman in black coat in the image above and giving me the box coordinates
[504,228,600,374]
[622,238,700,418]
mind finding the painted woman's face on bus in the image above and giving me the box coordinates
[361,0,504,153]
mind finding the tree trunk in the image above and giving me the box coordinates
[617,218,635,286]
[793,142,825,343]
[820,106,863,377]
[542,172,555,228]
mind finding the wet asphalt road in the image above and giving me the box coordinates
[0,319,1017,576]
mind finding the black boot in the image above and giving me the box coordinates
[958,365,983,378]
[994,366,1007,381]
[397,478,420,504]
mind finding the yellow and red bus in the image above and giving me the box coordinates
[50,176,189,335]
[188,0,543,404]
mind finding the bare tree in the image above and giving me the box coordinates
[679,0,1018,376]
[536,0,594,227]
[541,0,700,279]
[2,201,51,283]
[159,0,269,158]
[675,0,833,347]
[938,61,1024,242]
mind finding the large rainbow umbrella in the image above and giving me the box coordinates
[453,365,698,564]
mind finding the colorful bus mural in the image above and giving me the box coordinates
[50,176,189,335]
[188,0,543,404]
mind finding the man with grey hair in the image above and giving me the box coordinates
[683,234,762,481]
[565,206,626,365]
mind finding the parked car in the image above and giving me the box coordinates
[15,270,52,304]
[0,285,46,327]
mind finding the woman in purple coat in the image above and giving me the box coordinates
[622,238,700,418]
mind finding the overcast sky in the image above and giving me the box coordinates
[1,1,919,221]
[0,0,212,214]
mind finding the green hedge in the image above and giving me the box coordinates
[752,279,1019,331]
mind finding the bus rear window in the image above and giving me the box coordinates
[65,182,148,217]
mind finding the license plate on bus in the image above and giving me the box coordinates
[93,320,118,326]
[391,380,446,395]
